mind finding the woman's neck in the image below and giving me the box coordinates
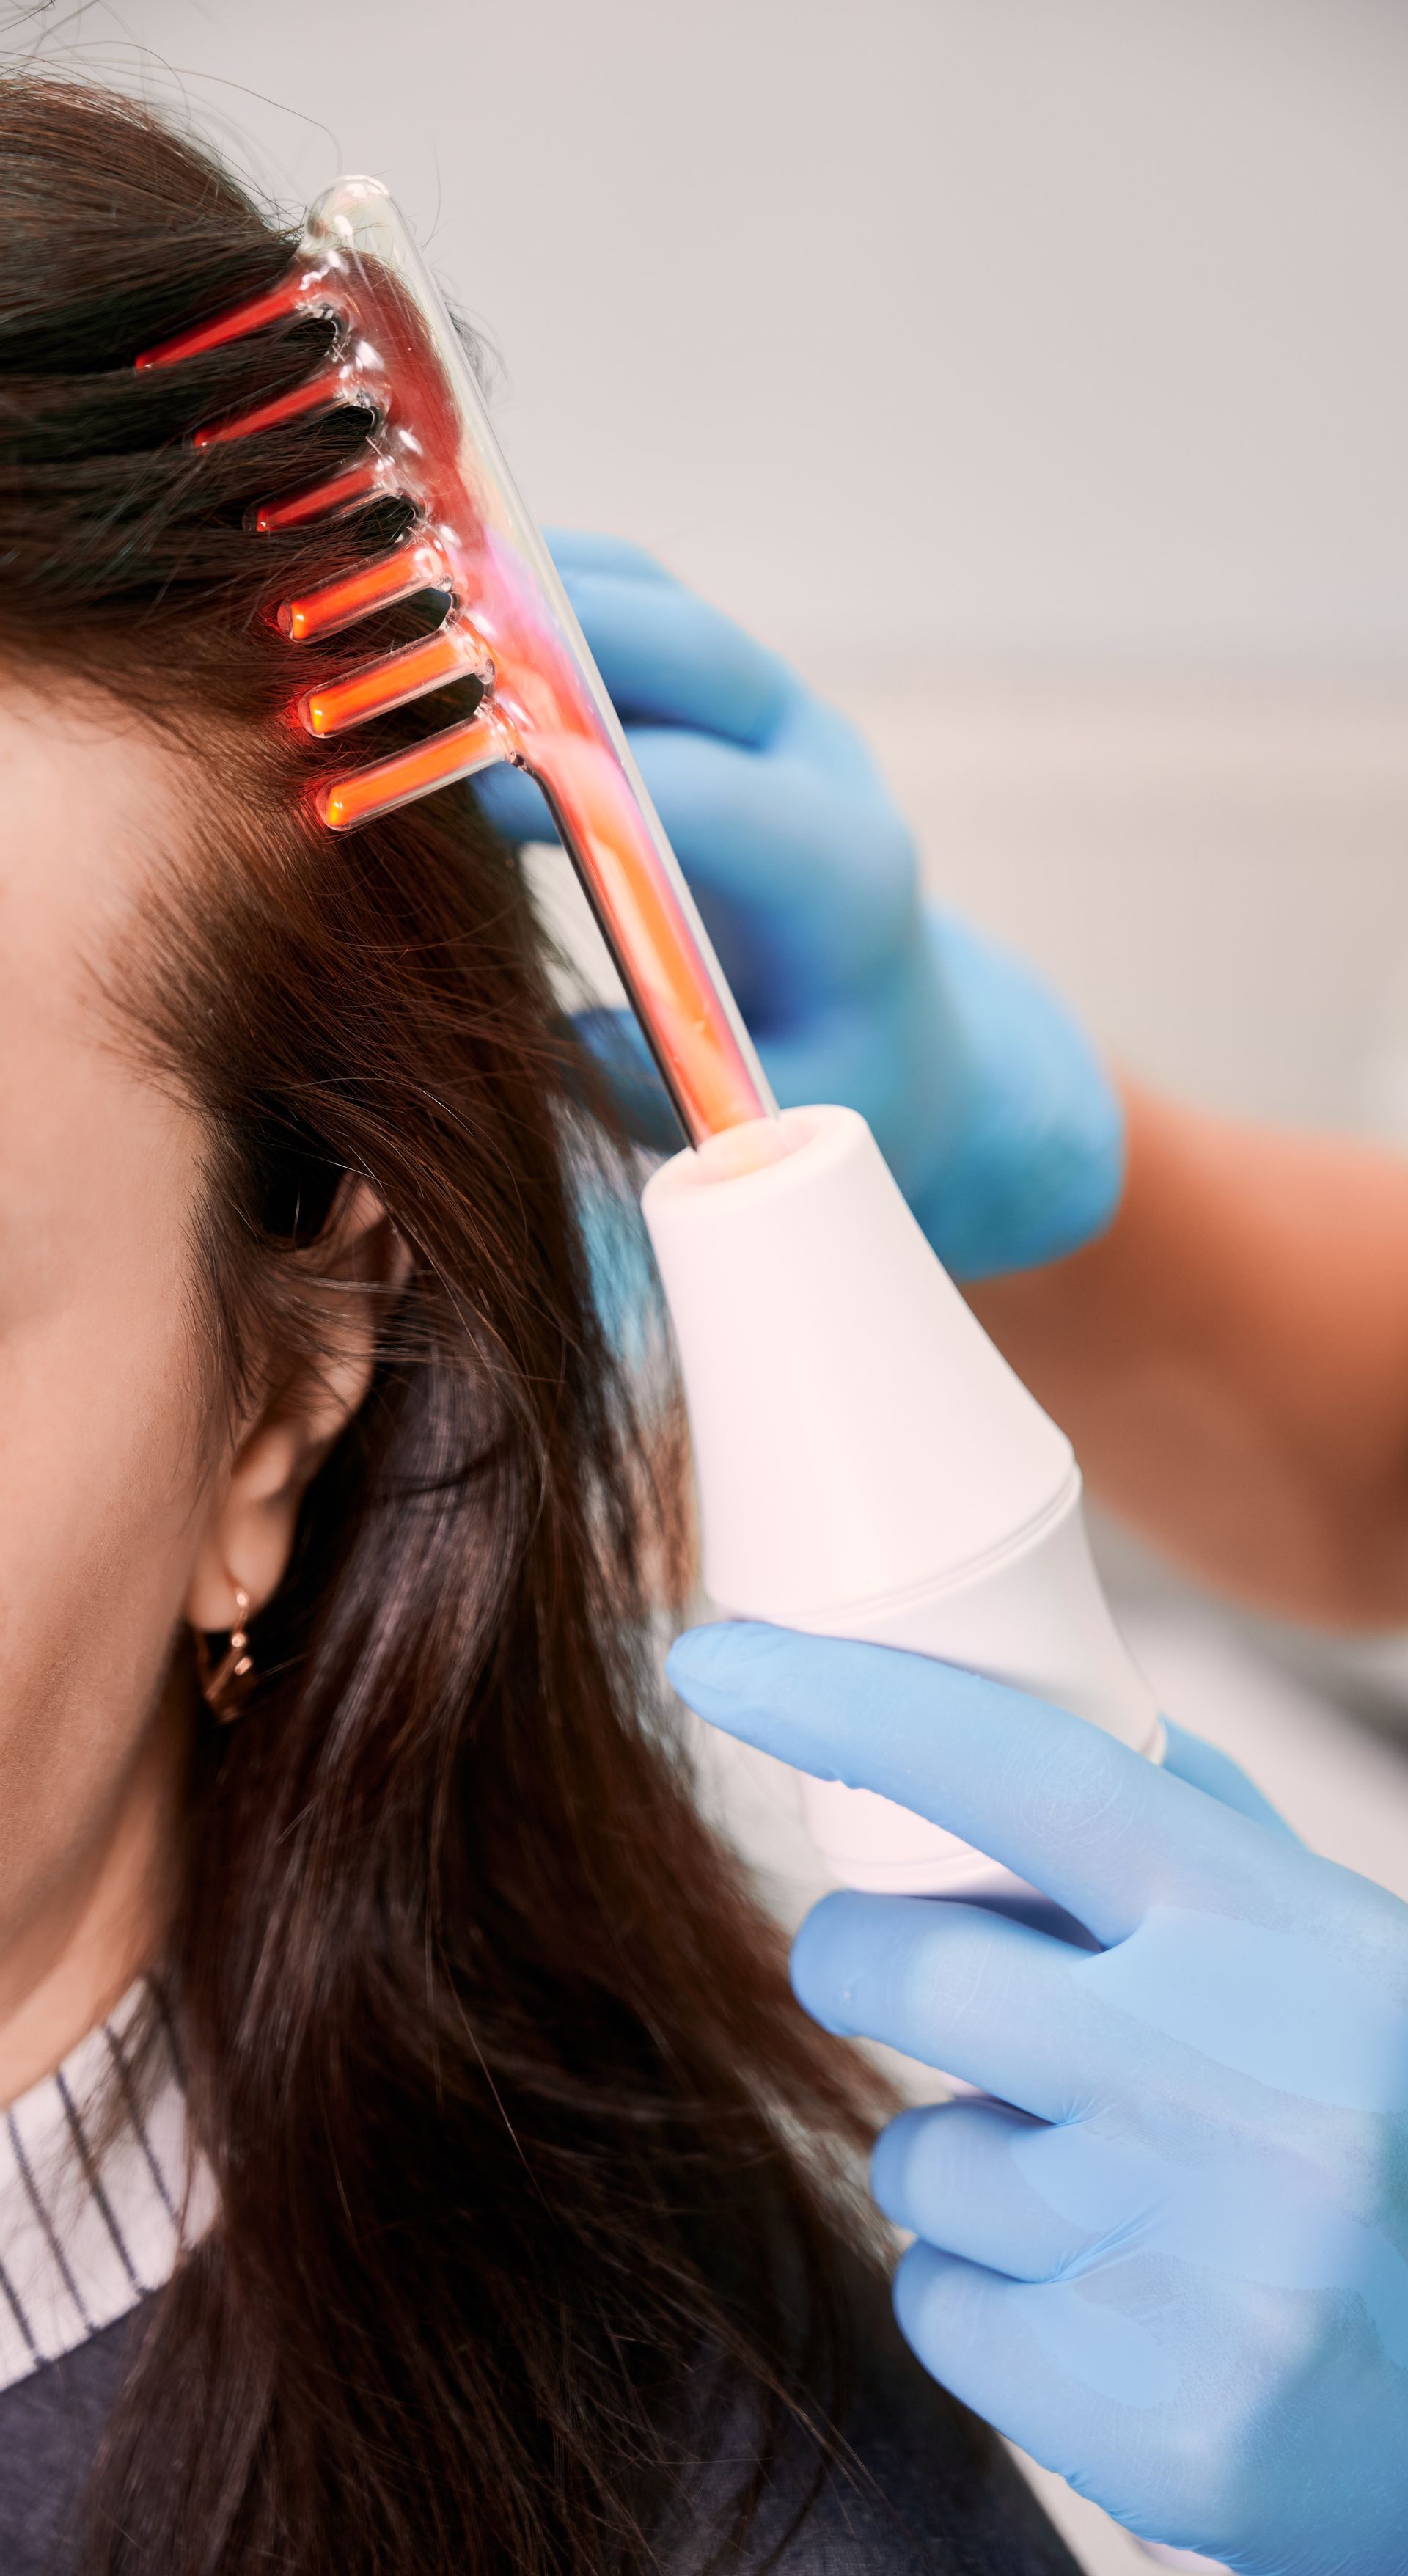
[0,1680,184,2107]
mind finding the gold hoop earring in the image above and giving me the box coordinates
[195,1587,255,1724]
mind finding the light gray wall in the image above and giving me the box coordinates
[13,0,1408,1126]
[23,0,1408,666]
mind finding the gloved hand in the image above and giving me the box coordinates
[475,531,1123,1278]
[666,1619,1408,2576]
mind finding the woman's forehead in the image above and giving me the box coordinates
[0,687,200,1251]
[0,685,175,984]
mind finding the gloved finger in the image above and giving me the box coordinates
[547,532,884,785]
[474,739,892,1003]
[1161,1719,1298,1840]
[750,997,917,1163]
[791,1892,1135,2122]
[469,720,903,996]
[891,2240,1176,2501]
[543,526,679,585]
[580,993,936,1175]
[625,728,914,1000]
[872,2101,1091,2283]
[665,1622,1276,1946]
[551,566,796,744]
[476,725,914,1008]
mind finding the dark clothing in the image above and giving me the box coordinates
[0,2283,1077,2574]
[661,2264,1079,2574]
[0,2307,136,2574]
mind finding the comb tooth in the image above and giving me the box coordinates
[279,538,450,643]
[255,459,388,533]
[318,715,507,833]
[194,367,354,450]
[299,622,491,737]
[136,274,325,370]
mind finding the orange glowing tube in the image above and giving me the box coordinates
[255,459,387,533]
[525,732,768,1138]
[300,621,489,736]
[136,274,312,368]
[136,178,774,1146]
[318,715,506,833]
[194,369,347,450]
[282,540,450,642]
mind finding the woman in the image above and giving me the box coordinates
[0,72,1078,2576]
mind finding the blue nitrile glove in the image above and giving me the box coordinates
[667,1620,1408,2576]
[474,531,1123,1278]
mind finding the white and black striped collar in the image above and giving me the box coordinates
[0,1981,210,2393]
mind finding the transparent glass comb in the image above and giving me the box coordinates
[137,176,773,1147]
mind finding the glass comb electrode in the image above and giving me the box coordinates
[142,175,1167,1906]
[137,177,774,1149]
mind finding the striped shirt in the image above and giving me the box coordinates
[0,1983,208,2394]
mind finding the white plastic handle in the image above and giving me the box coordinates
[643,1105,1162,1895]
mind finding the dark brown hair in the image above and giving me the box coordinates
[0,72,889,2576]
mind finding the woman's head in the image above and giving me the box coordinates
[0,72,881,2576]
[0,76,600,2093]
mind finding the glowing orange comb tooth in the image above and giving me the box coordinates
[281,538,450,642]
[317,714,510,832]
[136,271,323,370]
[254,458,389,533]
[299,621,491,737]
[194,367,353,450]
[136,175,774,1146]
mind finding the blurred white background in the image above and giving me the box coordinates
[10,6,1408,2565]
[10,0,1408,1127]
[16,0,1408,667]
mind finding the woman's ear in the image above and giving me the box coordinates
[184,1182,412,1636]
